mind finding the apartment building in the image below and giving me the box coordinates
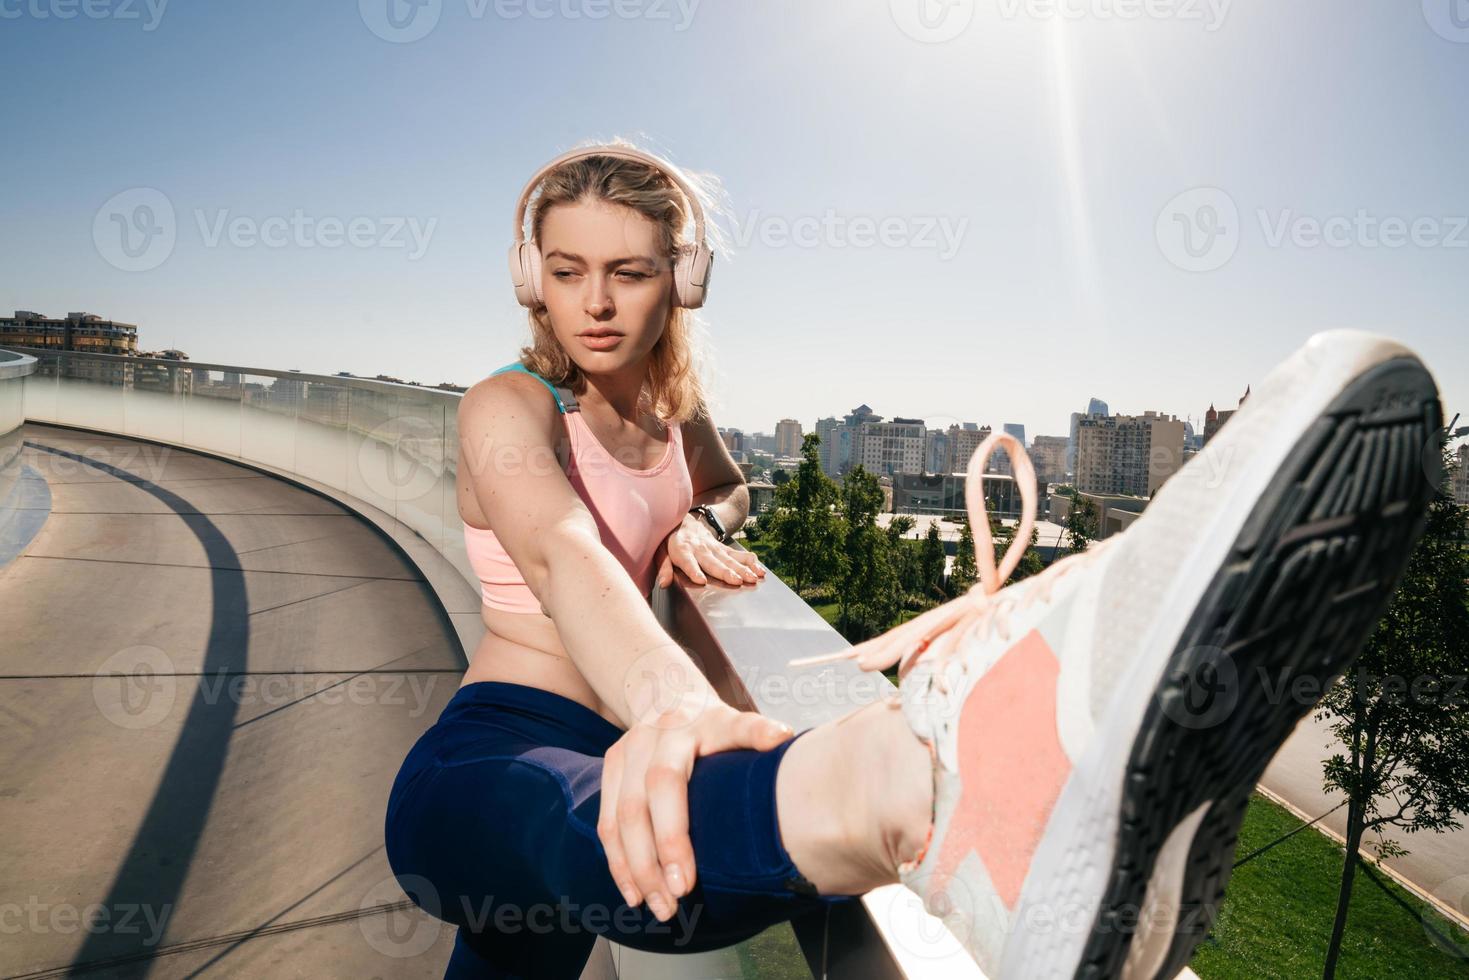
[1076,411,1187,497]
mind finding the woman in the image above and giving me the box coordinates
[384,140,1442,980]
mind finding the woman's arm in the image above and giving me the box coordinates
[459,375,791,921]
[458,372,715,728]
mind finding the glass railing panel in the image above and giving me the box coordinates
[183,369,245,459]
[122,362,187,445]
[55,351,126,431]
[238,371,301,474]
[293,378,354,502]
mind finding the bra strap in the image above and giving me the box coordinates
[490,362,580,414]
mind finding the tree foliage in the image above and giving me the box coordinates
[1317,450,1469,978]
[1065,494,1099,553]
[762,433,842,592]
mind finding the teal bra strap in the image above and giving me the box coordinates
[490,362,579,414]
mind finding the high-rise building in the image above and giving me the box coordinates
[1068,397,1110,473]
[815,417,841,476]
[924,427,949,474]
[828,403,880,477]
[944,423,993,475]
[1076,411,1187,497]
[718,428,746,454]
[853,417,926,477]
[775,418,803,459]
[1,310,139,356]
[1029,435,1070,487]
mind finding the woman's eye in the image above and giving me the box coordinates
[617,271,648,280]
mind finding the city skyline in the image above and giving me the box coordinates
[5,2,1467,442]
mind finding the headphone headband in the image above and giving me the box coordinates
[510,145,708,253]
[507,144,713,309]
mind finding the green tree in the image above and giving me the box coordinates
[1317,454,1469,979]
[949,520,978,596]
[1064,494,1099,554]
[835,465,900,642]
[919,521,946,599]
[885,515,922,597]
[772,468,791,486]
[763,433,841,592]
[992,519,1045,584]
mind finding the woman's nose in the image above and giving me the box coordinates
[586,277,614,316]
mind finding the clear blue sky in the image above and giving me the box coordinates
[4,0,1467,439]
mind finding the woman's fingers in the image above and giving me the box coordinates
[597,743,640,909]
[697,706,793,756]
[688,543,754,586]
[729,548,766,577]
[617,729,676,920]
[646,736,698,902]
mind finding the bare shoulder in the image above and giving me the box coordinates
[458,370,561,441]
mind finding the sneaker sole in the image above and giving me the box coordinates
[1064,355,1444,979]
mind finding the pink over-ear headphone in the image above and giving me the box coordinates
[508,145,714,310]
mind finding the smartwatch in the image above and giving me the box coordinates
[689,504,730,543]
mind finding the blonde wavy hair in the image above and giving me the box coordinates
[517,138,727,426]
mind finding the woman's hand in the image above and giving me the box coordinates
[654,513,766,588]
[597,697,793,921]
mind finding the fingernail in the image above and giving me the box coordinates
[649,893,671,919]
[619,883,639,908]
[665,865,684,896]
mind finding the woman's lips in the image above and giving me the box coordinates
[579,333,624,350]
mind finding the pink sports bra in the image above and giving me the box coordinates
[463,363,695,615]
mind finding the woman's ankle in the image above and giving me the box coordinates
[774,696,935,894]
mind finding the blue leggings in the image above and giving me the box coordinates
[383,681,855,978]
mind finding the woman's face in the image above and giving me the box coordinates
[537,198,672,377]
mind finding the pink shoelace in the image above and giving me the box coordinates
[787,431,1107,682]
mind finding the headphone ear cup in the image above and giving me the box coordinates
[507,242,544,308]
[672,243,714,309]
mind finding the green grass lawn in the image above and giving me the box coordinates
[1191,794,1469,979]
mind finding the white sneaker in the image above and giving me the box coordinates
[792,330,1443,979]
